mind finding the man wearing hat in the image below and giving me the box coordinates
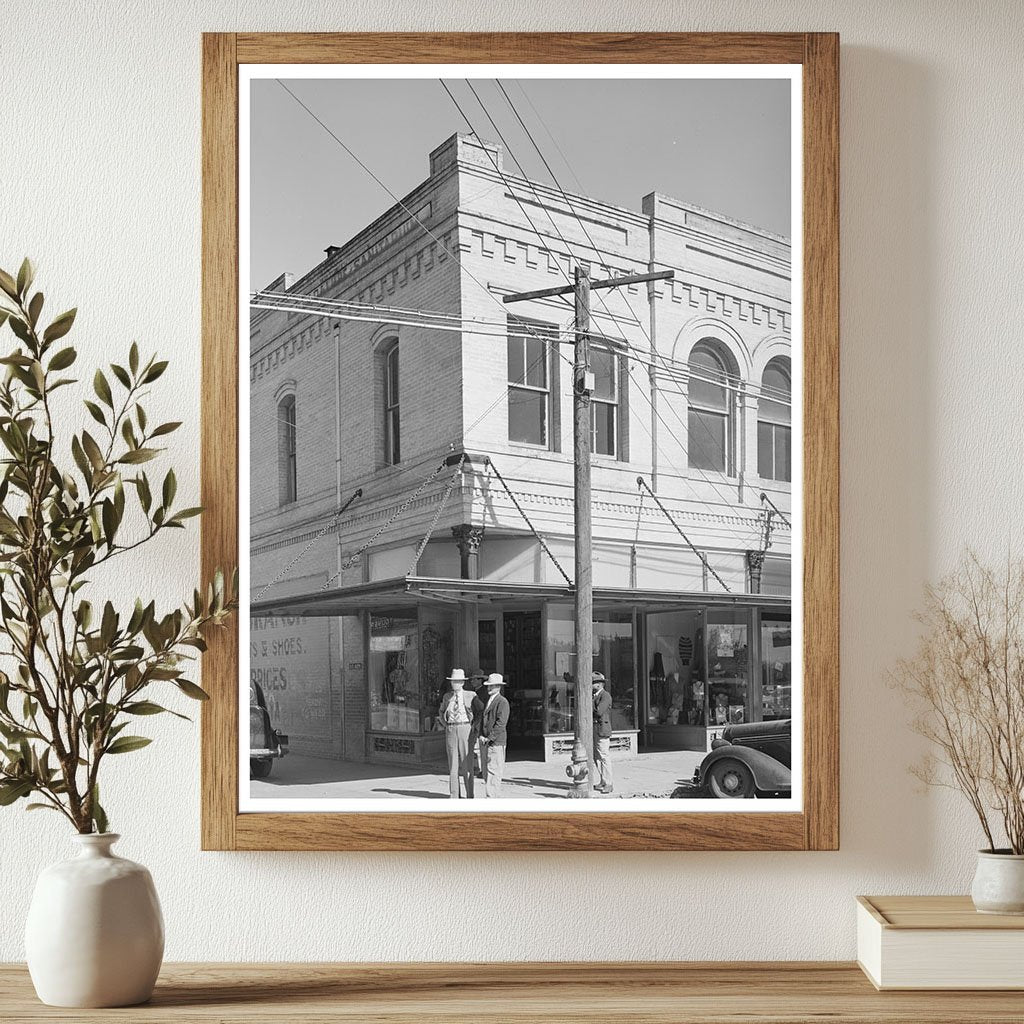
[592,672,614,794]
[478,673,510,798]
[438,669,483,798]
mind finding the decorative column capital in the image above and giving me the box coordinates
[451,524,485,555]
[746,549,766,594]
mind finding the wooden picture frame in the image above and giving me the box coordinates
[201,32,838,851]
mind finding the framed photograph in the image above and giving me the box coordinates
[201,32,838,850]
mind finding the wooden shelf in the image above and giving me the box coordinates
[3,962,1024,1022]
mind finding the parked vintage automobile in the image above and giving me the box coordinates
[693,719,791,798]
[249,681,288,779]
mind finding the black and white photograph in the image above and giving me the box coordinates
[241,64,802,812]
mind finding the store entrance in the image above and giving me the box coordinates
[502,610,543,751]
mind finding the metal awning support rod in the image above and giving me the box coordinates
[484,457,574,587]
[405,454,466,577]
[254,487,363,602]
[320,453,452,591]
[759,491,792,530]
[636,476,732,594]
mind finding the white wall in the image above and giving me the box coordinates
[2,0,1022,961]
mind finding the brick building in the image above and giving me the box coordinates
[250,133,793,768]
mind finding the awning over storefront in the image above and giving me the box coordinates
[249,575,791,618]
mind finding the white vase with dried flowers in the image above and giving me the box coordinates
[896,552,1024,914]
[0,260,236,1005]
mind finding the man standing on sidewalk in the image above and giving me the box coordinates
[592,672,614,794]
[479,673,510,798]
[439,669,482,798]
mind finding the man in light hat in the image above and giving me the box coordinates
[478,673,510,798]
[592,671,614,794]
[439,669,483,798]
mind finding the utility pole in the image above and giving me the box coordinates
[504,265,674,797]
[571,265,595,796]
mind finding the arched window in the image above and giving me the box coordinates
[687,340,734,474]
[277,394,297,505]
[383,341,400,465]
[758,356,791,482]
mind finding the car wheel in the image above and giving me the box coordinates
[706,758,756,798]
[250,758,273,779]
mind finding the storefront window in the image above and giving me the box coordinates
[705,610,752,727]
[368,614,420,733]
[760,614,792,720]
[419,606,456,732]
[645,610,703,728]
[543,605,636,734]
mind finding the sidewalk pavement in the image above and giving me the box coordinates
[250,748,708,801]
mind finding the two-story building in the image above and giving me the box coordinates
[249,133,793,769]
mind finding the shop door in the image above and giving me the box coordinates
[502,611,543,746]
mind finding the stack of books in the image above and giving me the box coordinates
[857,895,1024,990]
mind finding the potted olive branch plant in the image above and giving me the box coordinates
[0,259,236,1007]
[895,551,1024,914]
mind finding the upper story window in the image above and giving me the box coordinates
[687,340,734,474]
[278,394,297,505]
[758,356,791,482]
[590,344,619,458]
[383,341,400,466]
[508,322,553,447]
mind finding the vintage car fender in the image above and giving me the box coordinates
[698,743,791,793]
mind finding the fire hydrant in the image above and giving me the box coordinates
[565,739,590,797]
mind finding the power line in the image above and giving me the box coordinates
[491,80,770,526]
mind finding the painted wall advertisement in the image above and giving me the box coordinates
[250,615,334,743]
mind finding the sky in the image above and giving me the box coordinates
[249,75,792,291]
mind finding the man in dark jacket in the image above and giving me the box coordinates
[592,672,614,794]
[479,673,510,798]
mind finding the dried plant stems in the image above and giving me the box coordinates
[895,552,1024,854]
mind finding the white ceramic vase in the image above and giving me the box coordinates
[971,850,1024,915]
[25,833,164,1007]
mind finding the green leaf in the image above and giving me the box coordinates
[93,369,113,408]
[42,308,76,344]
[105,735,152,755]
[175,679,209,701]
[129,342,139,375]
[136,473,152,513]
[48,346,77,371]
[123,701,189,722]
[100,601,117,646]
[162,468,176,508]
[121,418,137,449]
[0,779,33,805]
[0,268,18,300]
[142,360,168,383]
[101,498,117,546]
[110,363,131,389]
[91,785,108,834]
[123,701,165,715]
[8,316,31,345]
[118,448,157,465]
[27,291,43,328]
[16,258,34,298]
[168,507,203,527]
[71,435,91,481]
[26,803,61,813]
[81,431,105,471]
[150,421,181,438]
[83,400,106,427]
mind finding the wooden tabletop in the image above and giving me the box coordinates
[3,962,1024,1023]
